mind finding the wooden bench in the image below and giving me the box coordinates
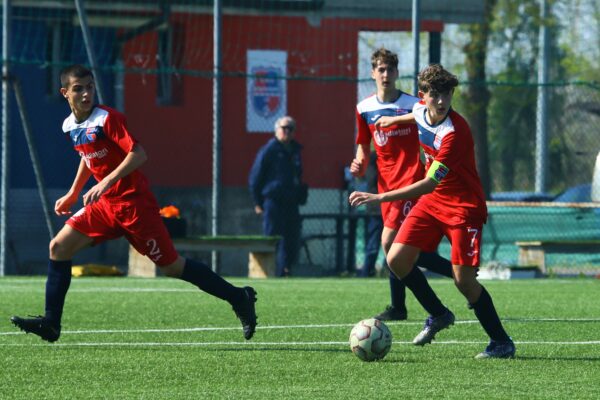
[516,240,600,274]
[128,236,280,278]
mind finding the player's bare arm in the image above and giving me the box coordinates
[350,143,370,177]
[349,176,437,207]
[83,144,148,205]
[55,158,93,215]
[375,113,415,129]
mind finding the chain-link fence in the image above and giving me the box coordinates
[1,1,599,276]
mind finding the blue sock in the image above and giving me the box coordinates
[180,258,243,304]
[45,260,72,326]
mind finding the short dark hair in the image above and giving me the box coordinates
[60,64,93,88]
[371,47,398,70]
[417,64,458,94]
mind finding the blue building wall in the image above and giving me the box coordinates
[1,19,118,274]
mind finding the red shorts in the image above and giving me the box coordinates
[66,195,178,266]
[394,205,483,267]
[381,199,417,231]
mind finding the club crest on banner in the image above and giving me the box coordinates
[246,50,287,132]
[250,67,282,118]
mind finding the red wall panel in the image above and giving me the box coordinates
[122,14,442,188]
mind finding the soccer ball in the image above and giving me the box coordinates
[349,318,392,361]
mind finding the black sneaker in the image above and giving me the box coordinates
[10,315,61,342]
[232,287,257,340]
[374,305,408,321]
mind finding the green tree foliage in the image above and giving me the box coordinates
[485,0,576,193]
[461,0,496,198]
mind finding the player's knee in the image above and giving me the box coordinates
[453,277,480,300]
[49,238,71,260]
[157,263,177,278]
[386,254,409,278]
[157,256,184,278]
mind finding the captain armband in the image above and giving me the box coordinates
[427,160,450,184]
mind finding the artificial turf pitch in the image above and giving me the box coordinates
[1,276,599,399]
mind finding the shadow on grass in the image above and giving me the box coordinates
[514,355,600,362]
[207,347,420,363]
[504,318,600,323]
[209,347,347,353]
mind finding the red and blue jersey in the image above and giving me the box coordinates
[355,92,423,193]
[413,101,487,225]
[62,105,150,200]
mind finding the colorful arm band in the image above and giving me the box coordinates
[427,160,450,184]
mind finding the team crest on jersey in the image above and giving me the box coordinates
[374,129,388,146]
[250,67,283,117]
[85,127,98,142]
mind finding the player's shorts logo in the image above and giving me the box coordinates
[374,129,388,146]
[250,67,283,118]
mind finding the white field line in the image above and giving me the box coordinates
[2,279,599,293]
[1,318,599,337]
[1,278,598,287]
[1,340,600,347]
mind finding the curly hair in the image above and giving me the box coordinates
[417,64,458,94]
[371,47,398,70]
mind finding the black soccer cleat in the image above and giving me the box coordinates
[232,287,258,340]
[10,315,61,343]
[373,305,408,321]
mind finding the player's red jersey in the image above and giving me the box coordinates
[62,105,150,200]
[412,101,487,225]
[63,105,178,266]
[356,93,424,194]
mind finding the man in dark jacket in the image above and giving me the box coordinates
[249,116,306,277]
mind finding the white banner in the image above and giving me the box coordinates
[246,50,287,133]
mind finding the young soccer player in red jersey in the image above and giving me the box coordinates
[351,48,453,321]
[350,64,515,359]
[10,65,257,342]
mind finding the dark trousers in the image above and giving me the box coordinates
[262,198,301,276]
[358,216,383,277]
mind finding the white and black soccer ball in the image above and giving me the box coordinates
[349,318,392,361]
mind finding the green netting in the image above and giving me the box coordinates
[352,204,600,273]
[458,205,600,270]
[2,1,600,275]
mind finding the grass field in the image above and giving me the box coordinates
[1,276,599,399]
